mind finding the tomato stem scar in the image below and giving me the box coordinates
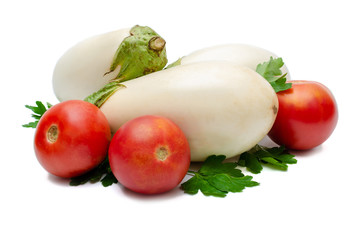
[156,147,168,161]
[47,125,58,143]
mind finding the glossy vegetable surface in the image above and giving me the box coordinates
[268,81,338,150]
[34,100,111,178]
[170,44,290,80]
[100,61,278,161]
[109,115,190,194]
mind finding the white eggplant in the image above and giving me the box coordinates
[169,44,290,79]
[99,61,278,162]
[53,25,167,102]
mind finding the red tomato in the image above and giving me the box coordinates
[109,115,191,195]
[268,80,338,150]
[34,100,111,178]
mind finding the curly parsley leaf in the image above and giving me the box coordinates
[238,145,297,174]
[256,57,292,93]
[70,157,118,187]
[181,155,259,197]
[23,101,53,128]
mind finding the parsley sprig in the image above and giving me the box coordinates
[23,101,52,128]
[182,145,297,197]
[238,144,297,174]
[256,57,292,92]
[70,157,118,187]
[181,155,259,197]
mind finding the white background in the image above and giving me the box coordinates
[1,0,361,239]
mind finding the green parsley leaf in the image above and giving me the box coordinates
[199,155,245,177]
[208,174,259,193]
[256,57,292,92]
[181,155,259,197]
[238,145,297,173]
[100,171,118,187]
[182,174,228,197]
[238,152,263,174]
[69,157,118,187]
[23,101,52,128]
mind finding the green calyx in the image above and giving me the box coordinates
[165,57,182,69]
[105,25,168,82]
[84,82,126,108]
[85,25,168,108]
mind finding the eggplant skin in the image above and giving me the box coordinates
[53,29,131,102]
[52,26,167,102]
[100,61,278,162]
[178,44,291,80]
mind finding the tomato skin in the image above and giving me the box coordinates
[268,81,338,150]
[34,100,111,178]
[109,115,191,195]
